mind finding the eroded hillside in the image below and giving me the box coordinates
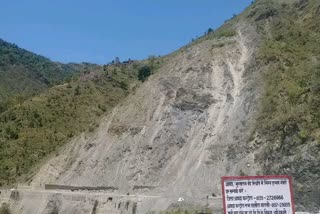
[19,22,262,213]
[2,0,320,213]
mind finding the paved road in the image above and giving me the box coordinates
[16,186,162,199]
[15,186,223,201]
[1,187,224,213]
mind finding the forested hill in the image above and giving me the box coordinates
[0,50,161,186]
[0,39,93,112]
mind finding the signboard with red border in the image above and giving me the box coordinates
[221,175,295,214]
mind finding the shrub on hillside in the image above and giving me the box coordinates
[138,66,152,82]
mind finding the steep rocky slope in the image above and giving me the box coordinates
[7,0,320,213]
[22,23,261,213]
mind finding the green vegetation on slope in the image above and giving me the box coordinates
[0,58,162,186]
[0,39,92,113]
[258,0,320,141]
[251,0,320,211]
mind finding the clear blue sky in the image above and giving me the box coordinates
[0,0,252,64]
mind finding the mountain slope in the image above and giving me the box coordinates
[0,39,91,112]
[28,23,261,213]
[251,0,320,211]
[5,0,320,213]
[0,59,161,186]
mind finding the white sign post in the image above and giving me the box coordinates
[222,176,295,214]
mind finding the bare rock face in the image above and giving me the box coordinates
[13,24,263,213]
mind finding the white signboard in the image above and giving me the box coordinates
[222,176,295,214]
